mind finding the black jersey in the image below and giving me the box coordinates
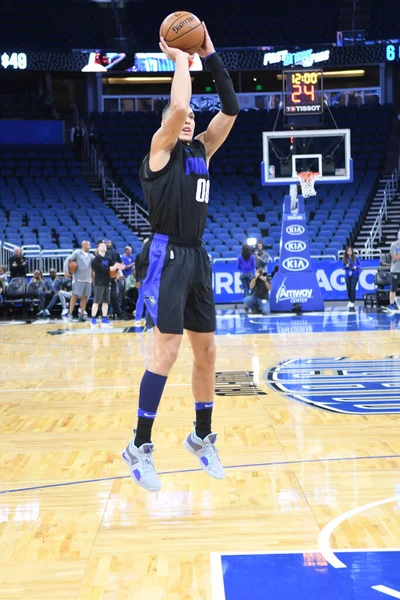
[139,138,210,240]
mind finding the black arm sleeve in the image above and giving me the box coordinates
[205,52,240,116]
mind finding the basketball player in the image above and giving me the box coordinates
[122,23,239,491]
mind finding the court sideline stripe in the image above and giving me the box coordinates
[318,495,400,569]
[1,453,400,496]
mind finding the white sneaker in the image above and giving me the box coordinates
[43,309,50,317]
[61,308,69,317]
[183,428,225,480]
[349,302,355,308]
[346,302,352,308]
[122,440,161,491]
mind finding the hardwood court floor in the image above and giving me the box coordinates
[1,315,400,599]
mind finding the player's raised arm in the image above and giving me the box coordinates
[195,22,240,161]
[149,38,193,169]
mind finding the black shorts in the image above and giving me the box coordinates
[140,233,215,335]
[391,272,400,292]
[94,284,110,304]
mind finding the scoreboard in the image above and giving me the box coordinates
[283,69,323,116]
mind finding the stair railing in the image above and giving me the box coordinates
[364,167,399,257]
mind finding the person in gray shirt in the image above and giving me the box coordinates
[63,240,94,322]
[389,230,400,311]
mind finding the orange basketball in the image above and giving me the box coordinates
[69,260,78,273]
[109,269,118,279]
[160,11,204,54]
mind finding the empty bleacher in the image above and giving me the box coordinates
[0,145,143,257]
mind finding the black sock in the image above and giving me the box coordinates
[134,417,154,447]
[195,407,213,440]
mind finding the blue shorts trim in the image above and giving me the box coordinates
[143,234,169,327]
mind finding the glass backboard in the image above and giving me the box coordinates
[261,128,352,186]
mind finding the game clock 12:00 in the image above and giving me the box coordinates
[283,69,323,115]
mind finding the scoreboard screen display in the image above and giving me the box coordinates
[283,69,323,115]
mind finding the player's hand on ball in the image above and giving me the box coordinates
[197,22,215,58]
[159,37,194,64]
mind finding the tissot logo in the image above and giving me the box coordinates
[282,257,310,271]
[266,357,400,414]
[286,225,305,235]
[284,240,307,252]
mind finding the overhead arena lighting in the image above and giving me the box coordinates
[277,69,365,80]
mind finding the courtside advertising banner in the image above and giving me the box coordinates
[212,259,379,305]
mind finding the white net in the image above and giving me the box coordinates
[297,172,321,198]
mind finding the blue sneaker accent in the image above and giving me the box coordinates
[184,429,225,480]
[90,317,97,327]
[101,317,112,326]
[122,440,161,491]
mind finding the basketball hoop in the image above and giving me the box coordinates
[296,171,321,198]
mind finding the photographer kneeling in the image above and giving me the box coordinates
[244,268,272,315]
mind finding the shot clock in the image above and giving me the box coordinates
[283,69,323,116]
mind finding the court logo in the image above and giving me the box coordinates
[286,225,305,236]
[284,240,307,252]
[265,356,400,414]
[276,278,313,303]
[282,257,310,271]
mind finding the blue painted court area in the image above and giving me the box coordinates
[218,550,400,599]
[215,307,400,335]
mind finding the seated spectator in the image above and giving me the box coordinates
[0,265,8,289]
[244,268,272,315]
[37,268,62,317]
[255,241,270,269]
[237,243,256,297]
[58,276,73,318]
[9,247,27,279]
[0,278,4,305]
[27,270,45,309]
[31,270,44,284]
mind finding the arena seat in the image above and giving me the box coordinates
[0,145,142,252]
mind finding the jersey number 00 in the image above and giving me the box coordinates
[196,178,210,204]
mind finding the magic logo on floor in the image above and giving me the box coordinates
[266,356,400,413]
